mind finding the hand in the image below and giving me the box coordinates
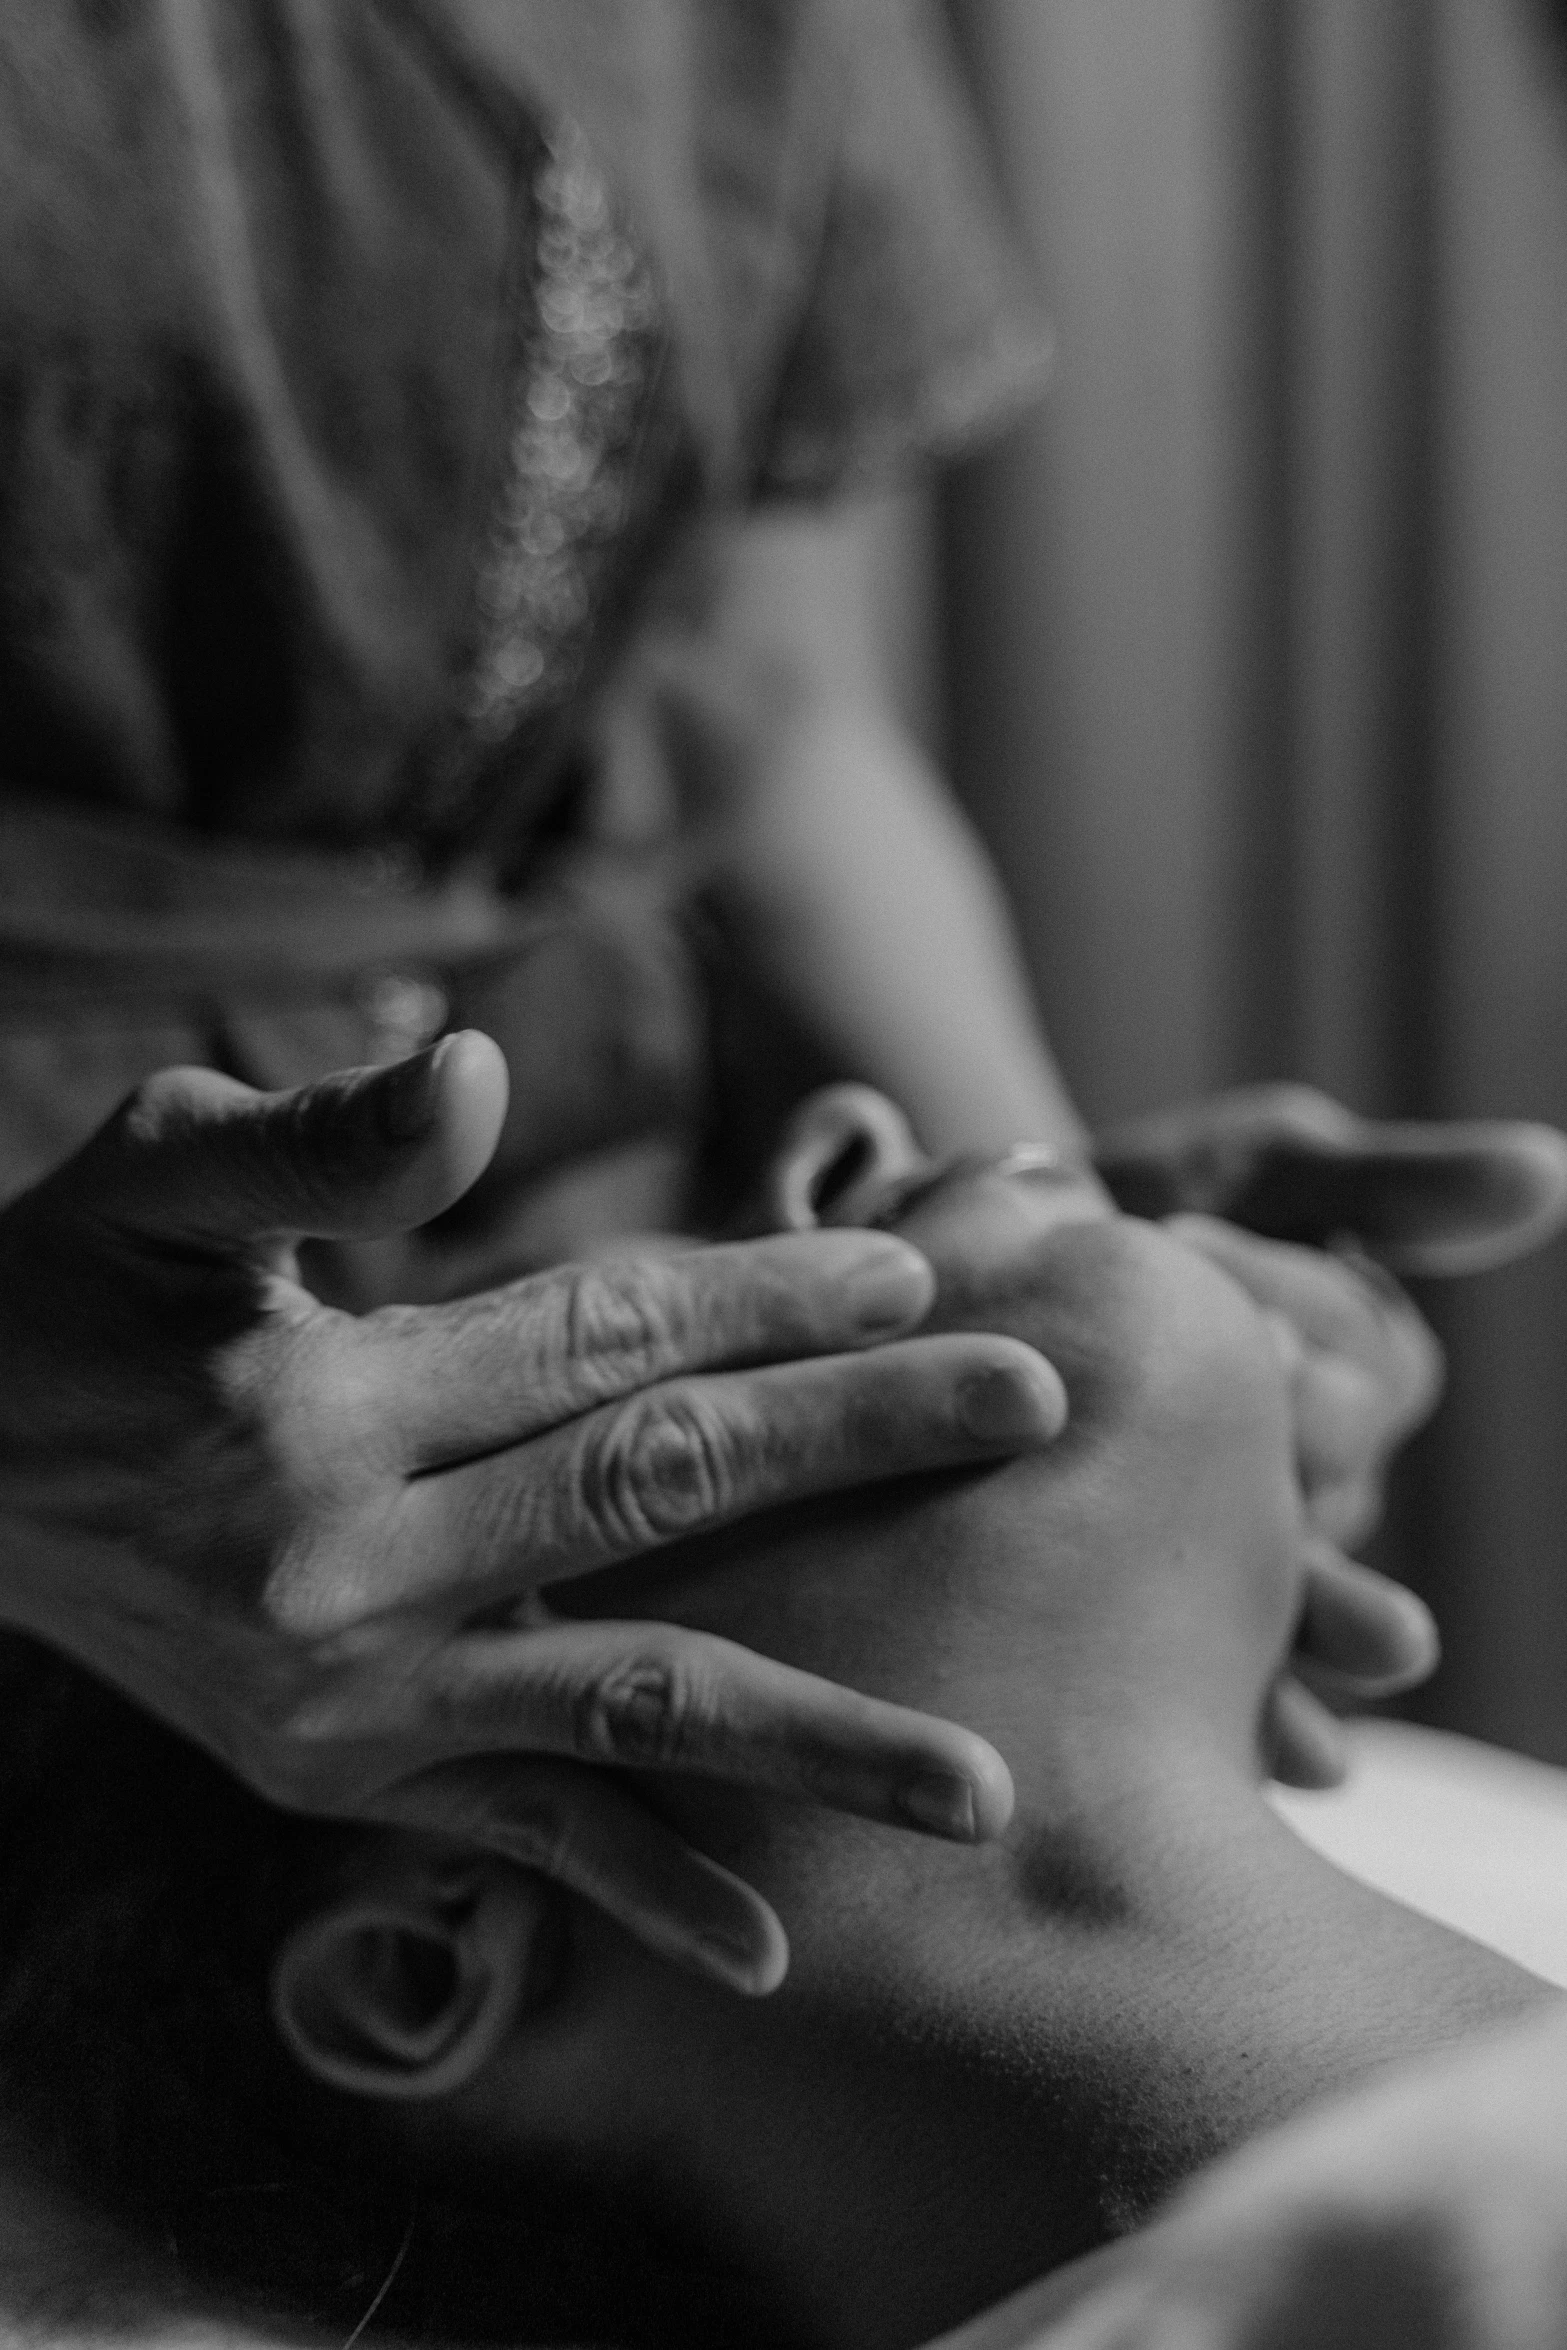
[1164,1219,1443,1789]
[1265,1533,1438,1789]
[1095,1081,1567,1277]
[1093,1087,1448,1790]
[764,1084,1438,1794]
[0,1035,1070,1992]
[1095,1086,1454,1549]
[970,2001,1567,2350]
[1159,1222,1441,1787]
[1169,1216,1443,1549]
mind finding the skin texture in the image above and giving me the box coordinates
[0,467,1461,2339]
[0,1108,1503,2347]
[0,1032,1071,1995]
[757,1085,1441,1791]
[951,2002,1567,2350]
[344,1154,1546,2350]
[651,506,1447,1564]
[0,485,1441,1994]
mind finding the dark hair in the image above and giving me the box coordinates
[0,1632,792,2348]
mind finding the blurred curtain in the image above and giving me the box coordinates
[940,1,1567,1760]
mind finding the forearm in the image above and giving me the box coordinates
[711,698,1085,1158]
[686,498,1086,1159]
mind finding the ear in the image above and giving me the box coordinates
[766,1084,927,1231]
[271,1845,562,2102]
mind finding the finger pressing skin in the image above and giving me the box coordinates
[1168,1218,1444,1433]
[1291,1546,1439,1699]
[1291,1350,1393,1493]
[1302,1474,1386,1553]
[1266,1674,1350,1791]
[293,1620,1016,1841]
[361,1755,789,1994]
[365,1230,941,1471]
[376,1332,1068,1613]
[1335,1252,1446,1439]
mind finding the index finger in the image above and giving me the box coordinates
[365,1232,939,1472]
[366,1330,1067,1617]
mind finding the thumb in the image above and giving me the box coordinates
[88,1030,509,1247]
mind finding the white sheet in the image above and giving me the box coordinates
[1271,1719,1567,1988]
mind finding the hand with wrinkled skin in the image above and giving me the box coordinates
[0,1034,1065,1993]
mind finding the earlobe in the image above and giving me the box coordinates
[271,1854,561,2102]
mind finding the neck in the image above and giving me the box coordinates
[626,1756,1547,2350]
[541,1215,1550,2345]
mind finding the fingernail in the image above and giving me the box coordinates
[899,1774,977,1841]
[377,1035,452,1142]
[842,1239,934,1334]
[958,1361,1066,1444]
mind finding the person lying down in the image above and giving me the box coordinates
[0,1096,1554,2350]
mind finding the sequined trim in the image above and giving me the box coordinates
[410,117,668,857]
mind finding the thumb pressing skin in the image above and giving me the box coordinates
[91,1030,510,1248]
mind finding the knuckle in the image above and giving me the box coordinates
[557,1260,681,1395]
[489,1796,583,1887]
[521,1260,698,1414]
[572,1641,703,1770]
[219,1311,337,1437]
[580,1388,745,1549]
[118,1065,193,1146]
[107,1066,227,1173]
[1294,1266,1367,1354]
[113,1065,253,1174]
[259,1527,377,1641]
[297,1326,397,1486]
[255,1639,431,1808]
[1300,1342,1372,1421]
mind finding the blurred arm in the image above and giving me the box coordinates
[668,494,1087,1159]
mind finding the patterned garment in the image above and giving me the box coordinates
[0,0,1048,856]
[0,0,1050,1221]
[417,111,686,858]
